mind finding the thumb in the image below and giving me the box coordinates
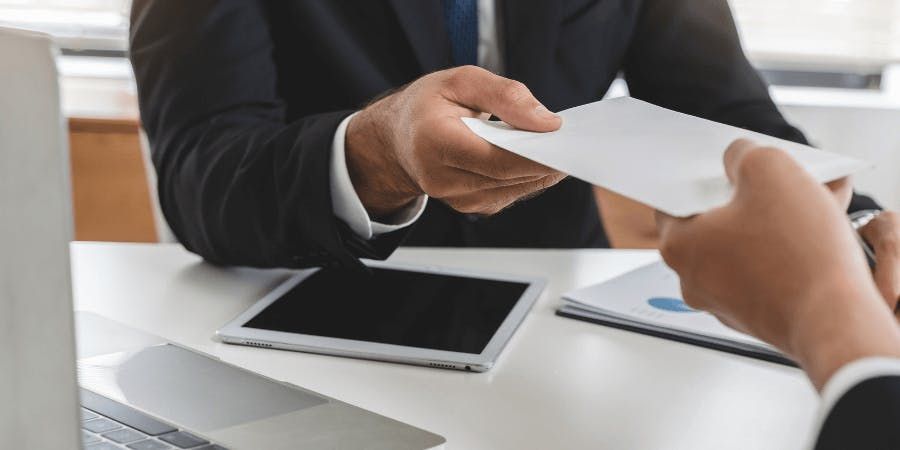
[722,138,758,186]
[442,66,562,132]
[723,139,804,202]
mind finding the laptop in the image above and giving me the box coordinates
[0,27,445,450]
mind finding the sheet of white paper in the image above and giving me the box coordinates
[563,261,770,349]
[463,97,870,217]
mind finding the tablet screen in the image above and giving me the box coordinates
[242,267,530,354]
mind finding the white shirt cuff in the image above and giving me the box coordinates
[329,113,427,240]
[809,356,900,447]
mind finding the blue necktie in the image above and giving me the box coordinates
[442,0,478,66]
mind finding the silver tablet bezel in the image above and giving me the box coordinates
[216,259,545,372]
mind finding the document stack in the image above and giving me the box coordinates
[557,261,791,365]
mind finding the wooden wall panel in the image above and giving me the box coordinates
[68,118,157,242]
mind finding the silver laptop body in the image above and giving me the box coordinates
[0,27,81,450]
[0,27,445,450]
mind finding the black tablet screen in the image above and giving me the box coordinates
[243,267,529,354]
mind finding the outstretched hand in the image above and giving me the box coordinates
[655,139,900,390]
[346,66,565,219]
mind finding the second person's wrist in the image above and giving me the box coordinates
[788,280,900,390]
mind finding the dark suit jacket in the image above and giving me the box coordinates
[816,375,900,449]
[130,0,878,269]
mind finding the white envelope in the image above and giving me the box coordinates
[462,97,869,217]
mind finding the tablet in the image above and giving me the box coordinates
[217,260,545,372]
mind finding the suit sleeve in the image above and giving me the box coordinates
[623,0,878,212]
[129,0,406,269]
[815,375,900,449]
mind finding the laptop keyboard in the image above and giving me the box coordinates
[80,389,227,450]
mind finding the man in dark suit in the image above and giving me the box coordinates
[130,0,880,271]
[657,140,900,449]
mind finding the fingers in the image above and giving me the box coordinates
[859,212,900,310]
[443,172,567,215]
[437,119,560,180]
[722,139,810,201]
[423,167,547,198]
[722,138,758,185]
[441,65,562,132]
[725,140,852,211]
[859,211,900,257]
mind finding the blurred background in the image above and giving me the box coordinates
[2,0,898,242]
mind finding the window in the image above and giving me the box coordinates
[2,1,897,69]
[729,0,900,70]
[0,0,131,53]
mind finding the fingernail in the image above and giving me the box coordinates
[534,105,560,120]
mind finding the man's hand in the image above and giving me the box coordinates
[345,66,565,218]
[860,212,900,317]
[656,139,900,390]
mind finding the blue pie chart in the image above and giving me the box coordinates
[647,297,696,313]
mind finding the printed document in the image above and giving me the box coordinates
[560,261,786,361]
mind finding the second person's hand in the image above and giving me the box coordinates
[859,211,900,318]
[655,139,900,390]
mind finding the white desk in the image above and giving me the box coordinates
[72,242,820,450]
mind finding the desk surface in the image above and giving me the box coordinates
[72,242,819,450]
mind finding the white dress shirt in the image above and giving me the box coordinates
[330,0,501,239]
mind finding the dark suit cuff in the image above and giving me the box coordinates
[848,191,881,213]
[285,108,411,270]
